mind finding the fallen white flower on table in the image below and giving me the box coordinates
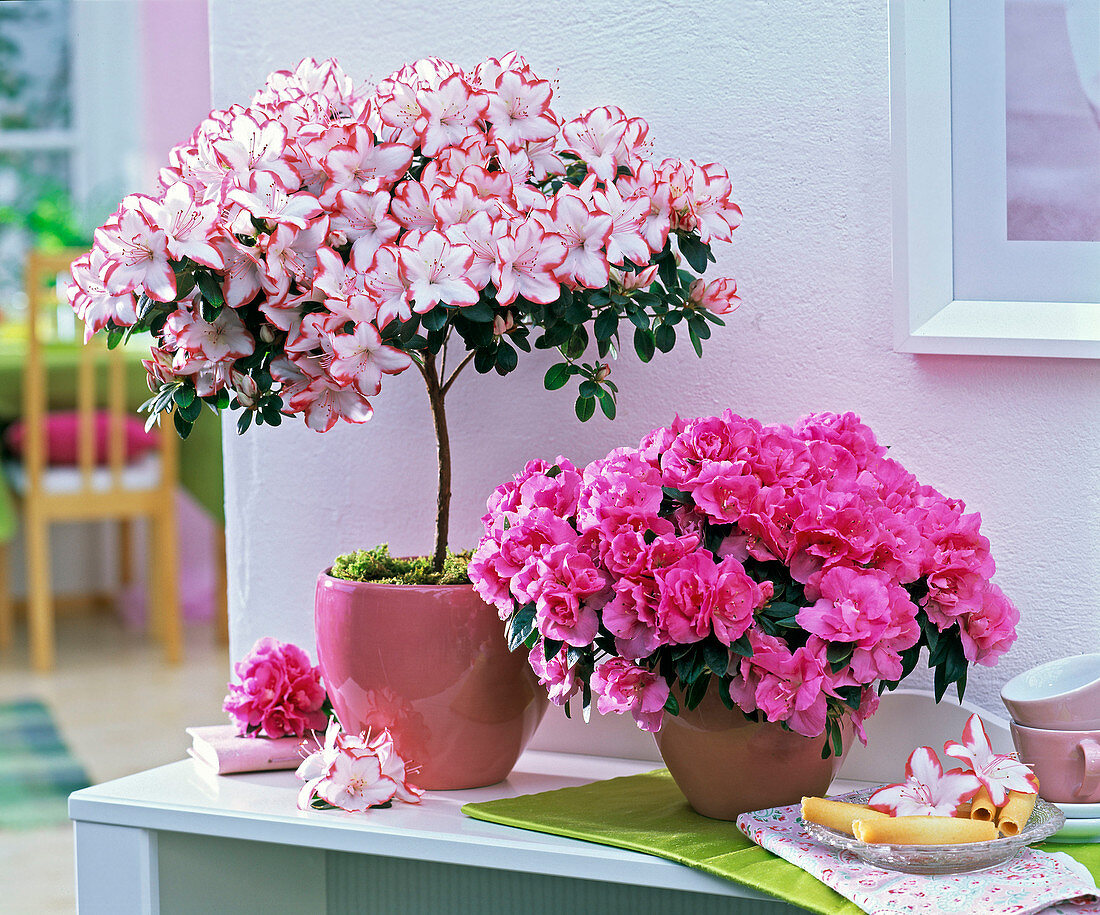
[296,719,423,813]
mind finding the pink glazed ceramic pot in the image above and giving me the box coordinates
[653,688,851,820]
[315,572,547,790]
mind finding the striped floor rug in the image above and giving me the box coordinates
[0,699,90,829]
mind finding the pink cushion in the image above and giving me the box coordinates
[3,411,158,465]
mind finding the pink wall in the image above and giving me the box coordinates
[141,0,210,189]
[208,0,1100,722]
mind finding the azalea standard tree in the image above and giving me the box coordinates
[66,54,744,572]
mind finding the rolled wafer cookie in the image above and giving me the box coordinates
[853,816,997,845]
[801,797,888,836]
[969,785,996,821]
[996,790,1037,837]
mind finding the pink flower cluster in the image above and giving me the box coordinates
[470,412,1019,740]
[68,54,741,432]
[223,637,329,739]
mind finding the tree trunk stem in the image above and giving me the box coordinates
[423,355,450,573]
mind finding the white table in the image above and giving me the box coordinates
[69,749,844,915]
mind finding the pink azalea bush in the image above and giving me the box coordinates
[470,411,1019,753]
[66,53,743,570]
[223,637,329,738]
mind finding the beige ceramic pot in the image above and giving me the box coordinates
[314,572,547,790]
[653,687,851,820]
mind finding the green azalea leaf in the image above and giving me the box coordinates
[565,325,589,359]
[544,363,572,390]
[684,674,709,711]
[461,300,495,322]
[634,326,655,363]
[236,411,252,435]
[718,678,735,710]
[595,387,616,420]
[173,411,193,439]
[563,300,590,324]
[661,486,693,502]
[703,642,729,677]
[575,395,596,422]
[657,253,677,289]
[506,605,536,652]
[663,692,680,716]
[179,397,202,423]
[690,316,712,340]
[196,271,224,309]
[589,291,611,308]
[593,310,618,341]
[654,323,676,353]
[543,638,563,662]
[494,342,518,374]
[729,632,754,658]
[677,233,711,273]
[688,323,703,357]
[826,642,854,672]
[626,307,650,331]
[473,347,496,374]
[422,308,448,332]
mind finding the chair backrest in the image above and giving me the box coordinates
[22,248,176,499]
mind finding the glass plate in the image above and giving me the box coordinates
[803,788,1066,874]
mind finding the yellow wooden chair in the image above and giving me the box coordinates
[2,248,182,670]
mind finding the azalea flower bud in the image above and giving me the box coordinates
[595,363,611,383]
[329,229,348,249]
[232,370,260,408]
[259,325,277,344]
[688,277,740,315]
[492,312,515,337]
[610,264,659,294]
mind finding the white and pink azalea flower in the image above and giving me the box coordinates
[492,218,566,306]
[943,714,1039,805]
[213,111,299,189]
[399,230,478,311]
[228,171,322,229]
[329,323,413,397]
[868,746,982,817]
[97,206,176,302]
[296,720,422,814]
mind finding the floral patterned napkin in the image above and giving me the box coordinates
[736,801,1100,915]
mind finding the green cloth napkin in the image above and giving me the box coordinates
[462,769,1100,915]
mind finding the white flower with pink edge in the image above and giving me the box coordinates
[868,746,982,816]
[943,713,1039,805]
[297,720,423,813]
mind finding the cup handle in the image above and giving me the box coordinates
[1077,739,1100,800]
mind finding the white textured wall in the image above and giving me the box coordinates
[211,0,1100,718]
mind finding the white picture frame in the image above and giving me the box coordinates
[891,0,1100,359]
